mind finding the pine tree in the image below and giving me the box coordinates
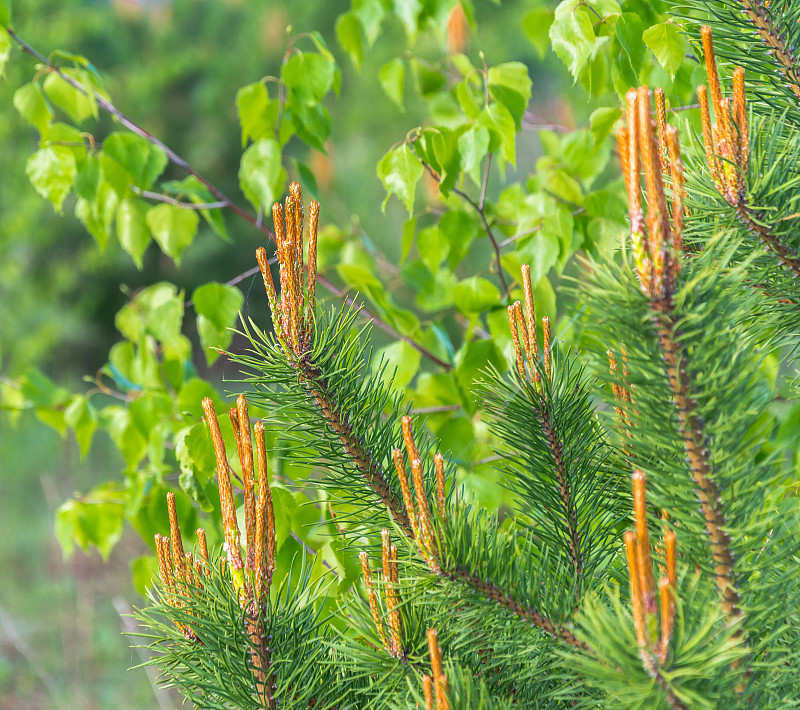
[131,19,800,710]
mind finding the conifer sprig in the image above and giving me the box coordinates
[238,183,418,536]
[480,269,624,600]
[687,1,800,122]
[617,85,741,619]
[696,27,800,279]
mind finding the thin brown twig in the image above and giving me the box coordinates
[319,275,453,371]
[418,159,510,296]
[132,187,227,211]
[499,208,585,249]
[6,28,271,239]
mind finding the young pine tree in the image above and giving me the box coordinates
[133,22,800,710]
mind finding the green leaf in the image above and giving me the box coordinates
[517,231,560,284]
[395,0,422,39]
[192,282,244,365]
[293,159,319,198]
[455,79,482,120]
[55,484,125,560]
[131,555,158,596]
[417,224,449,272]
[452,276,501,313]
[103,132,168,190]
[454,339,505,412]
[270,486,299,551]
[440,210,478,269]
[616,13,646,74]
[643,21,686,79]
[116,197,151,268]
[283,51,336,105]
[0,1,11,28]
[13,82,53,134]
[238,137,285,212]
[488,62,532,127]
[550,4,595,81]
[522,8,554,58]
[145,203,199,265]
[129,391,173,441]
[411,58,446,97]
[0,28,11,78]
[177,378,224,420]
[378,57,405,111]
[374,341,421,390]
[561,129,610,186]
[161,175,229,241]
[64,394,97,458]
[25,146,77,214]
[432,129,461,195]
[42,70,94,124]
[354,0,386,45]
[589,107,622,148]
[73,152,101,201]
[377,144,423,216]
[18,367,70,409]
[289,101,330,152]
[458,125,490,187]
[75,181,118,250]
[99,405,147,468]
[175,422,215,512]
[235,81,273,147]
[478,102,516,166]
[335,12,364,71]
[115,282,184,347]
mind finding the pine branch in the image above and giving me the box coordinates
[737,0,800,103]
[297,356,412,535]
[694,26,800,279]
[650,302,739,617]
[231,188,426,536]
[481,285,625,598]
[616,86,742,620]
[541,402,582,581]
[443,565,590,651]
[734,201,800,279]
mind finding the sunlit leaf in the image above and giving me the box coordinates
[116,197,151,268]
[377,144,423,215]
[145,202,199,265]
[25,145,77,214]
[192,282,244,365]
[550,4,595,82]
[379,57,405,111]
[643,21,686,79]
[239,137,286,212]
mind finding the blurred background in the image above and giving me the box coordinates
[0,0,573,707]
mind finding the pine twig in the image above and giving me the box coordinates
[737,0,800,103]
[445,566,590,651]
[622,84,742,619]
